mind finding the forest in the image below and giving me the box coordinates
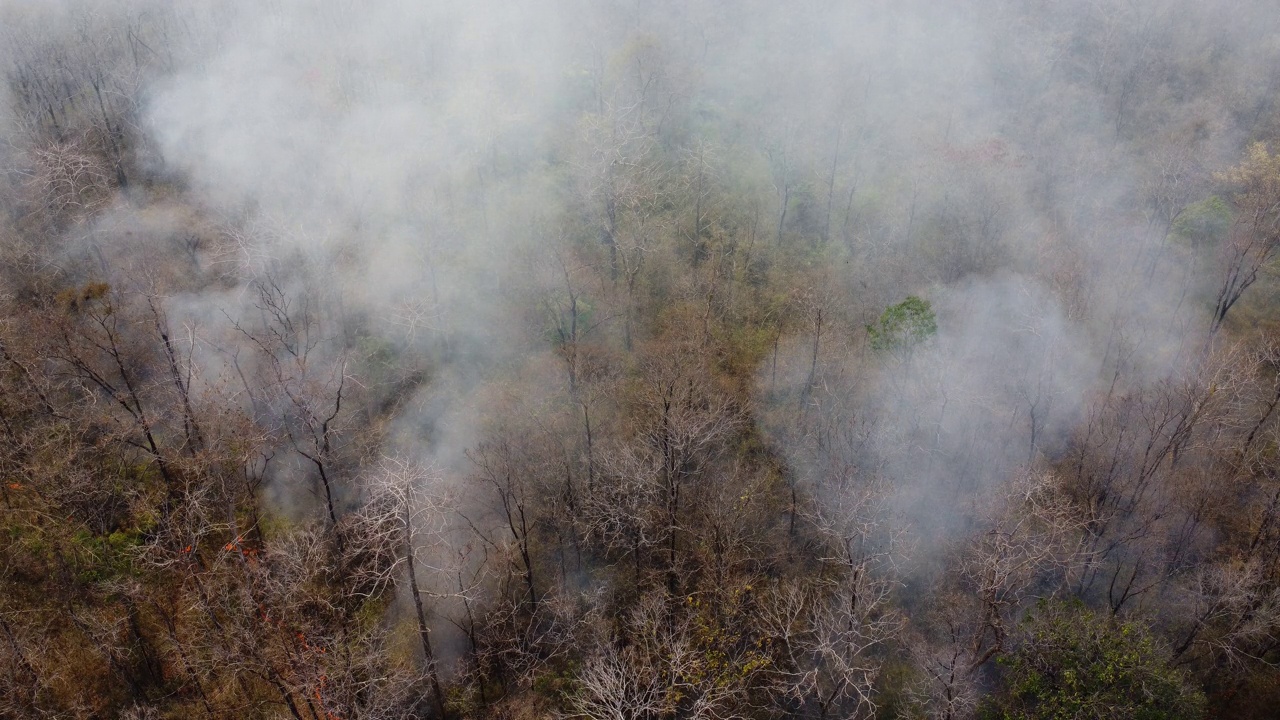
[4,0,1280,718]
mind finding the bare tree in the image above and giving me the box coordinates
[348,457,454,717]
[234,274,352,525]
[1210,142,1280,333]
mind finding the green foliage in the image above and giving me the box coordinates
[73,526,146,583]
[1172,196,1232,246]
[982,600,1206,720]
[721,322,776,381]
[867,296,937,352]
[874,658,923,720]
[543,293,596,348]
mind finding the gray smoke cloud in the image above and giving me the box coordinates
[744,0,1279,566]
[5,0,1279,593]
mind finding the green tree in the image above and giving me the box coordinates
[867,295,937,352]
[982,600,1205,720]
[1172,196,1232,247]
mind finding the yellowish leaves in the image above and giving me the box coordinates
[1217,142,1280,221]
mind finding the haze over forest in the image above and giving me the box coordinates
[4,0,1280,717]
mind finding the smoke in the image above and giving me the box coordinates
[744,0,1280,562]
[5,0,1280,608]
